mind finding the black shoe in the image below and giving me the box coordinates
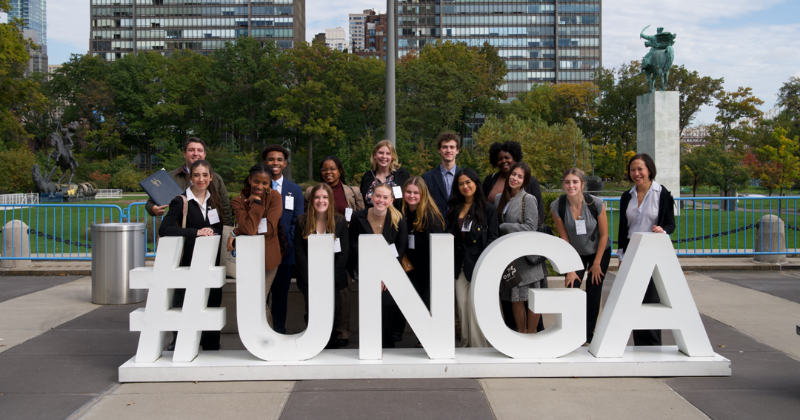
[392,332,403,343]
[336,338,349,347]
[324,339,340,350]
[167,342,175,351]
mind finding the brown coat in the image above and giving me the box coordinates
[231,188,283,272]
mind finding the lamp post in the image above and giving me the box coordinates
[385,0,396,145]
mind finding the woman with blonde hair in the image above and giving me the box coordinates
[350,183,409,347]
[401,176,445,309]
[360,140,410,207]
[295,183,349,348]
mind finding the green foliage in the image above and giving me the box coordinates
[0,147,36,192]
[110,165,146,192]
[474,114,588,186]
[753,128,800,196]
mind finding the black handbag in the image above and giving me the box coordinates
[500,260,524,292]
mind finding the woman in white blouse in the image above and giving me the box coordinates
[617,153,676,346]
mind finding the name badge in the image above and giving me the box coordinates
[345,207,353,222]
[208,208,220,225]
[461,220,472,232]
[392,186,402,198]
[389,243,399,258]
[285,195,294,211]
[258,218,268,234]
[575,219,587,235]
[334,238,342,253]
[408,234,415,249]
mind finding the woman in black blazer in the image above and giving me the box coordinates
[360,139,411,208]
[158,160,225,351]
[617,153,676,346]
[448,168,499,348]
[295,183,350,348]
[401,176,445,309]
[349,183,409,347]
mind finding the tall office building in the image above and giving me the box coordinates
[354,12,387,60]
[21,28,47,74]
[396,0,601,99]
[8,0,46,45]
[89,0,305,61]
[348,9,375,52]
[324,27,345,52]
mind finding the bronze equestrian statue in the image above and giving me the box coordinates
[639,25,677,93]
[45,122,80,185]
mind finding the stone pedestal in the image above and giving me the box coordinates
[754,215,787,263]
[1,221,33,268]
[637,91,681,205]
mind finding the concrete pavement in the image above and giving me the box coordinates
[1,269,799,419]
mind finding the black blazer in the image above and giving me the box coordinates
[482,172,545,226]
[360,167,411,208]
[451,203,499,282]
[158,193,223,267]
[422,165,459,218]
[404,208,445,281]
[617,186,676,253]
[349,209,408,272]
[295,214,350,290]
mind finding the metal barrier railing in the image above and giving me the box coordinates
[0,204,124,260]
[602,196,800,256]
[2,197,799,261]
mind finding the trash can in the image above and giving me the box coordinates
[91,223,147,304]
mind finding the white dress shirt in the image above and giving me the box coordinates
[273,175,283,194]
[186,187,211,221]
[619,181,662,262]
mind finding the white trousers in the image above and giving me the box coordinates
[455,270,488,348]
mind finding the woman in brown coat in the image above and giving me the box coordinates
[227,163,283,326]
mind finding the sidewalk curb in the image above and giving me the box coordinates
[0,269,93,276]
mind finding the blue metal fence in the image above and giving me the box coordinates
[2,197,799,261]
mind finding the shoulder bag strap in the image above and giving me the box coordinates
[180,195,188,229]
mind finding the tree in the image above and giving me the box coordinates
[594,61,647,179]
[0,0,46,146]
[714,86,764,145]
[776,76,800,138]
[704,145,749,206]
[504,83,554,122]
[754,127,800,197]
[665,65,724,135]
[681,145,711,197]
[273,42,347,181]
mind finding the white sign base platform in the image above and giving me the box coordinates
[119,347,730,382]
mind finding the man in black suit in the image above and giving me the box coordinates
[422,132,460,218]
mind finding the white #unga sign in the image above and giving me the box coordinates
[119,232,730,382]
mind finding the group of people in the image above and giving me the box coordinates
[147,134,675,351]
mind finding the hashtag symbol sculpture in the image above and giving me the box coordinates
[129,236,226,363]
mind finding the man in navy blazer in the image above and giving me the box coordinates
[262,144,304,334]
[422,132,461,218]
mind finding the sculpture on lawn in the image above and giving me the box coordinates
[639,25,677,93]
[32,122,96,201]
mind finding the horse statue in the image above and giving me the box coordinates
[639,25,677,93]
[45,122,79,185]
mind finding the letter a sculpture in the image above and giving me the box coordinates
[639,25,677,93]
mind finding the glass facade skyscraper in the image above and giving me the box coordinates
[9,0,47,46]
[397,0,601,99]
[89,0,305,61]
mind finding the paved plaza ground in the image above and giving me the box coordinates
[1,268,799,419]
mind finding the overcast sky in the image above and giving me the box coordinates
[3,0,799,126]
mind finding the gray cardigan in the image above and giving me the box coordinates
[495,191,546,286]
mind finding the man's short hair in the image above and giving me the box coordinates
[261,144,290,161]
[436,132,461,149]
[183,137,207,152]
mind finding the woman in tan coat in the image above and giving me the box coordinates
[228,163,283,326]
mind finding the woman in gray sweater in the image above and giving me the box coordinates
[495,162,546,333]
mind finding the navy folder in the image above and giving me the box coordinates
[140,170,184,207]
